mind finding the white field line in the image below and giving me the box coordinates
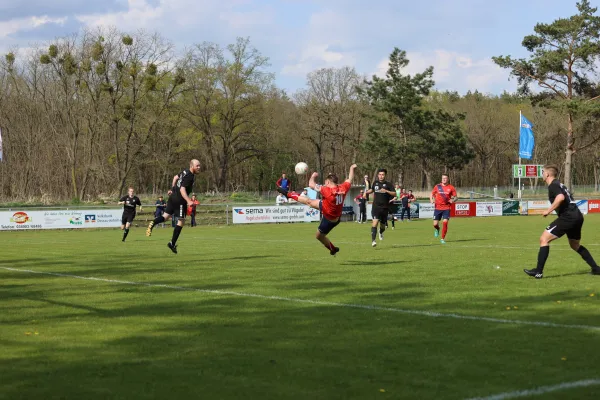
[465,379,600,400]
[2,267,600,332]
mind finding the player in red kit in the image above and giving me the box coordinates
[278,164,357,255]
[430,174,457,244]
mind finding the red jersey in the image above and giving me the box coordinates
[320,181,351,220]
[431,183,457,211]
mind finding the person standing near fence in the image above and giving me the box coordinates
[155,196,166,228]
[400,189,415,222]
[276,172,291,192]
[188,194,200,227]
[354,189,367,223]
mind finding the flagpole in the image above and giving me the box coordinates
[518,110,522,200]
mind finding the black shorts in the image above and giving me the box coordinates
[371,207,388,223]
[318,217,340,235]
[388,203,399,214]
[546,211,584,240]
[121,211,136,225]
[165,197,187,219]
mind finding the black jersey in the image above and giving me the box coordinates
[120,195,141,213]
[172,169,195,199]
[548,179,576,216]
[371,180,395,209]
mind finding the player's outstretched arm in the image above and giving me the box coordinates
[309,172,322,192]
[345,164,357,183]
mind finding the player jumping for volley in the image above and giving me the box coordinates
[278,164,357,255]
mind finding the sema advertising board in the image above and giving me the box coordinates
[0,209,122,231]
[475,202,503,217]
[232,205,320,224]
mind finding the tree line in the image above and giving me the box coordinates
[2,1,600,201]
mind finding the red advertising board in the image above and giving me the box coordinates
[588,200,600,213]
[525,165,539,177]
[451,202,476,217]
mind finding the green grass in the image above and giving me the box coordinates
[1,216,600,400]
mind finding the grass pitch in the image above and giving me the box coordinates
[1,216,600,399]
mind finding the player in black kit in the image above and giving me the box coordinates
[524,165,600,279]
[364,168,396,247]
[118,187,142,242]
[146,159,201,253]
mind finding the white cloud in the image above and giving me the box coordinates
[280,9,358,77]
[374,50,511,94]
[0,15,67,38]
[282,44,355,77]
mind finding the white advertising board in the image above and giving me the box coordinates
[232,205,320,224]
[418,203,435,219]
[475,201,503,217]
[0,209,123,231]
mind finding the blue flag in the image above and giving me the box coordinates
[519,114,534,159]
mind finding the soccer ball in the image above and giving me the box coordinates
[295,162,309,175]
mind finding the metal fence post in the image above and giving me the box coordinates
[226,204,229,225]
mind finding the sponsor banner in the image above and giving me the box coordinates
[451,202,476,217]
[588,200,600,213]
[502,201,520,216]
[391,202,420,219]
[527,200,554,215]
[519,201,528,215]
[576,200,588,215]
[513,164,544,178]
[232,205,320,224]
[418,203,434,219]
[475,201,503,217]
[0,209,122,231]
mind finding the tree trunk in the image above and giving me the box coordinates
[565,112,574,190]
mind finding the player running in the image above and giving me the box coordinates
[364,169,395,247]
[277,164,357,256]
[524,165,600,279]
[430,174,457,244]
[146,159,201,254]
[118,187,142,242]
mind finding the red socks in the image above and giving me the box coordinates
[288,191,299,201]
[442,220,448,239]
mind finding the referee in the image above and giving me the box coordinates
[524,165,600,279]
[364,168,395,247]
[146,159,201,254]
[118,187,142,242]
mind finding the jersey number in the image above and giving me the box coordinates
[335,194,343,205]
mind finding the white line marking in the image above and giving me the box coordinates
[465,379,600,400]
[2,267,600,332]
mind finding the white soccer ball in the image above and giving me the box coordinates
[295,162,309,175]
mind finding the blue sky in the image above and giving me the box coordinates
[0,0,592,95]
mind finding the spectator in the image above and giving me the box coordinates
[354,189,367,223]
[300,189,308,197]
[276,193,288,205]
[155,196,166,228]
[276,173,291,192]
[188,194,200,227]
